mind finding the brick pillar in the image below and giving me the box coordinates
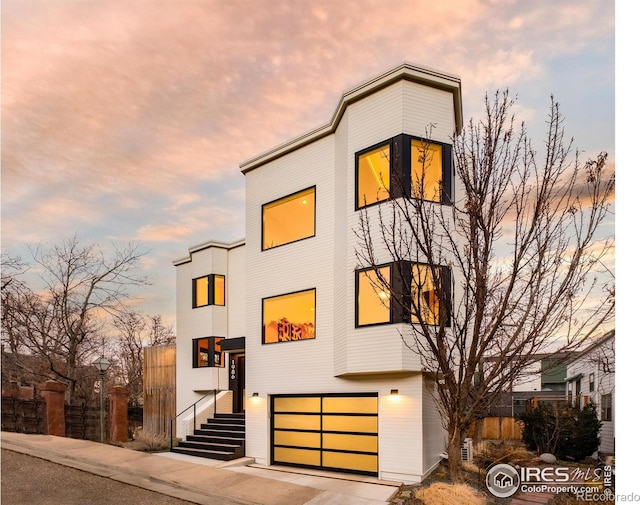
[38,381,66,437]
[108,386,130,443]
[20,386,35,400]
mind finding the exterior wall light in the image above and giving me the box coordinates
[252,392,259,397]
[390,389,399,395]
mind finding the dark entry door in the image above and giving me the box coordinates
[229,353,245,413]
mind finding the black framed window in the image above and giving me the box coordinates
[263,288,316,344]
[601,393,612,421]
[355,134,452,210]
[355,261,451,327]
[192,274,225,308]
[262,187,316,250]
[192,336,225,368]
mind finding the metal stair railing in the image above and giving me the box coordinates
[170,389,218,451]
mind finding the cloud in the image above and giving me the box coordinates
[1,0,614,322]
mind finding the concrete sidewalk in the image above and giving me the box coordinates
[0,432,400,505]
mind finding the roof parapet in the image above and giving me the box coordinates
[240,62,462,174]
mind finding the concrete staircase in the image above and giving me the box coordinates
[172,413,245,461]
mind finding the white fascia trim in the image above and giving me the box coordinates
[173,238,246,266]
[240,62,462,174]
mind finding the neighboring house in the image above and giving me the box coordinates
[483,353,572,417]
[173,63,463,483]
[565,330,615,456]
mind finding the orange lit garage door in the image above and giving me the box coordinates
[271,393,378,476]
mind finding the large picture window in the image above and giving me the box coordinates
[192,336,225,368]
[263,289,316,344]
[192,274,225,308]
[355,134,451,210]
[263,187,316,250]
[356,262,450,327]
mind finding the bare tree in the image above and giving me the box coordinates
[355,92,614,481]
[1,236,150,403]
[109,311,175,408]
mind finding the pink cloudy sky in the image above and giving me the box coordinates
[2,0,620,325]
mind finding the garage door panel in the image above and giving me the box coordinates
[274,396,321,413]
[323,433,377,452]
[274,447,321,466]
[322,451,378,473]
[322,396,377,414]
[273,414,321,430]
[322,415,377,433]
[274,430,321,448]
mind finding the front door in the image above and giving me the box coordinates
[229,353,246,413]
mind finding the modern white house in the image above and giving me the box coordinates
[172,62,463,483]
[565,330,615,456]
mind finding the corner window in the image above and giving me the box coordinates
[357,143,391,208]
[589,372,595,392]
[263,289,316,344]
[263,187,316,250]
[192,274,225,308]
[355,134,451,210]
[192,337,225,368]
[355,262,451,327]
[410,139,444,202]
[410,264,450,326]
[356,266,392,326]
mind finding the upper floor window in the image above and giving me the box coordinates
[356,265,393,326]
[192,336,225,368]
[356,134,451,209]
[356,262,450,327]
[192,274,225,308]
[263,187,316,250]
[263,288,316,344]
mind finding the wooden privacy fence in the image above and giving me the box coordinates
[478,416,523,440]
[143,345,176,438]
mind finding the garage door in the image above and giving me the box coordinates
[271,393,378,476]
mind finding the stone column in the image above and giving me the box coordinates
[38,381,66,437]
[108,386,130,443]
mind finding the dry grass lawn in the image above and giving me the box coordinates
[415,482,487,505]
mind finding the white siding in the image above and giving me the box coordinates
[565,335,615,455]
[174,243,243,413]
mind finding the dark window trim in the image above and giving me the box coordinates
[355,134,452,211]
[192,274,226,308]
[261,186,317,251]
[192,336,225,368]
[354,262,399,327]
[262,287,317,345]
[355,261,452,328]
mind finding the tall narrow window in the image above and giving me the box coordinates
[192,336,225,368]
[411,264,449,326]
[192,274,225,308]
[357,143,390,208]
[263,187,316,250]
[214,274,225,306]
[601,393,612,421]
[263,289,316,344]
[411,139,443,202]
[356,266,392,326]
